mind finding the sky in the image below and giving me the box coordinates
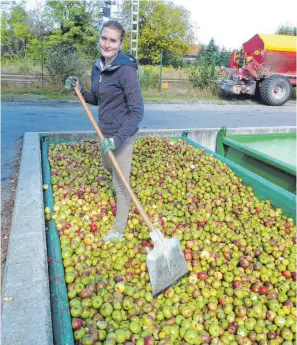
[172,0,297,50]
[20,0,297,51]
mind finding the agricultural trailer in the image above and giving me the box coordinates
[216,34,296,106]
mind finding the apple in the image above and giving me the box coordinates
[197,272,207,280]
[259,286,268,295]
[283,271,292,279]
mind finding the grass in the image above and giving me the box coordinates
[1,84,222,103]
[2,84,296,104]
[144,65,188,79]
[1,58,42,74]
[1,86,75,101]
[142,88,221,103]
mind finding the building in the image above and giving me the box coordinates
[183,44,200,61]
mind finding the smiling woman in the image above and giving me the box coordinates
[98,21,126,66]
[64,20,144,242]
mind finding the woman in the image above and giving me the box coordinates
[65,20,144,241]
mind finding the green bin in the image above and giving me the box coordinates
[41,133,296,345]
[216,127,296,194]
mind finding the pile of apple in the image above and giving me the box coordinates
[48,137,296,345]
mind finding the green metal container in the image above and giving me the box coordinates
[41,133,296,345]
[216,127,296,194]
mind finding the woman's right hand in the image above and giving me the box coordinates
[64,76,82,94]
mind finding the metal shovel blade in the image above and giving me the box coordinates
[147,230,188,296]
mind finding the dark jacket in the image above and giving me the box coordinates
[81,51,144,148]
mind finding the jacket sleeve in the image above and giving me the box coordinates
[113,65,144,148]
[81,89,98,106]
[81,64,99,106]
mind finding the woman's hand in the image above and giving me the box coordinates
[64,76,82,94]
[100,138,116,153]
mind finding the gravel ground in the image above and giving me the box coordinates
[1,137,23,283]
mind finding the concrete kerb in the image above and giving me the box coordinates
[39,125,296,152]
[2,126,295,344]
[2,132,53,345]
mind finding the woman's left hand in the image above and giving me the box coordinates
[100,138,116,153]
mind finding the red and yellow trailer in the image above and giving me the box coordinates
[217,34,296,106]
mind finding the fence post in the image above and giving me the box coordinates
[158,50,163,93]
[212,52,216,80]
[41,43,44,88]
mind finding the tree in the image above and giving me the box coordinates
[189,38,222,90]
[43,0,104,58]
[123,0,194,64]
[1,11,13,57]
[1,3,32,58]
[204,38,219,62]
[217,47,231,67]
[196,44,206,62]
[276,23,297,36]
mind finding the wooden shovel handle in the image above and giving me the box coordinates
[74,86,154,232]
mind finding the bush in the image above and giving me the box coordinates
[1,57,42,74]
[187,57,228,94]
[138,65,159,90]
[44,44,88,89]
[187,60,216,92]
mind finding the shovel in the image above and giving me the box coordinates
[74,87,188,296]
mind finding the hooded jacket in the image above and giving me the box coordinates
[81,51,144,148]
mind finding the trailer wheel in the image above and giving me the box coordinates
[259,75,292,106]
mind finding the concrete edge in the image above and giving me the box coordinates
[1,133,53,345]
[39,126,296,152]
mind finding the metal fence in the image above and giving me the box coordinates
[1,73,190,90]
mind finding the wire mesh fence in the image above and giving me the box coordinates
[1,73,191,90]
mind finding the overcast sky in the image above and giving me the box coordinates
[172,0,297,49]
[21,0,297,50]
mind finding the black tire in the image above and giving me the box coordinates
[259,75,292,106]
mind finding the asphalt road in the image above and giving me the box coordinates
[1,100,296,192]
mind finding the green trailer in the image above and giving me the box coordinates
[40,133,296,345]
[3,130,296,345]
[216,127,296,194]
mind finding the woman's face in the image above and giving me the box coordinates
[99,27,122,61]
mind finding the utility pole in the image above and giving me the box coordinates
[129,0,140,59]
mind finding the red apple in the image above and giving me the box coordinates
[186,241,195,249]
[90,223,98,232]
[259,286,268,295]
[233,280,242,288]
[197,272,207,280]
[184,252,193,261]
[283,271,292,279]
[191,260,199,267]
[251,283,260,293]
[144,335,155,345]
[72,318,83,329]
